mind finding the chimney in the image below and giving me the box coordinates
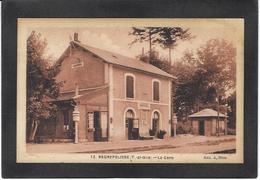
[74,33,80,42]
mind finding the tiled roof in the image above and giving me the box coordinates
[72,41,175,79]
[188,108,227,118]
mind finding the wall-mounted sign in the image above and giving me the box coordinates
[72,106,80,122]
[72,58,84,68]
[138,102,150,110]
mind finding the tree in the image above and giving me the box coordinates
[26,31,61,142]
[173,39,236,121]
[196,39,236,96]
[129,27,192,62]
[153,27,192,62]
[129,27,162,61]
[136,50,172,74]
[227,91,236,129]
[173,67,208,120]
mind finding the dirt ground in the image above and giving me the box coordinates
[26,135,236,154]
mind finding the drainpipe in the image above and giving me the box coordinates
[173,113,177,137]
[73,106,80,143]
[217,96,220,136]
[73,83,80,143]
[224,113,228,135]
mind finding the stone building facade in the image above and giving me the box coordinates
[38,34,175,142]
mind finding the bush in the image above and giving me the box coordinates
[157,130,166,139]
[176,121,192,134]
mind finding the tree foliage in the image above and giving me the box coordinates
[129,27,192,61]
[153,27,192,49]
[129,27,162,45]
[26,31,61,142]
[137,50,172,74]
[129,27,191,48]
[173,39,236,122]
[227,91,236,128]
[197,39,236,94]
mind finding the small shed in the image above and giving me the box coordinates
[188,108,228,136]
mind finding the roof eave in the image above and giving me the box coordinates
[111,63,175,80]
[71,41,176,80]
[189,115,228,118]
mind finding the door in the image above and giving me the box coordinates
[62,110,74,139]
[199,120,205,135]
[125,109,138,140]
[100,111,108,141]
[152,111,160,135]
[127,118,134,140]
[94,111,102,141]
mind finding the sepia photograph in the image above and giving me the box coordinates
[16,18,244,163]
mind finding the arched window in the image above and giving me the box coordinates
[125,74,135,98]
[153,111,159,119]
[125,109,135,128]
[152,80,160,101]
[126,109,134,119]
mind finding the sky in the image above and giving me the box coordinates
[28,21,240,64]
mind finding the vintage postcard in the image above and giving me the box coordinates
[17,18,244,163]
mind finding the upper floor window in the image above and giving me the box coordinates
[153,80,160,101]
[125,74,135,99]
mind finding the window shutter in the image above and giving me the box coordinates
[126,76,134,98]
[153,81,160,101]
